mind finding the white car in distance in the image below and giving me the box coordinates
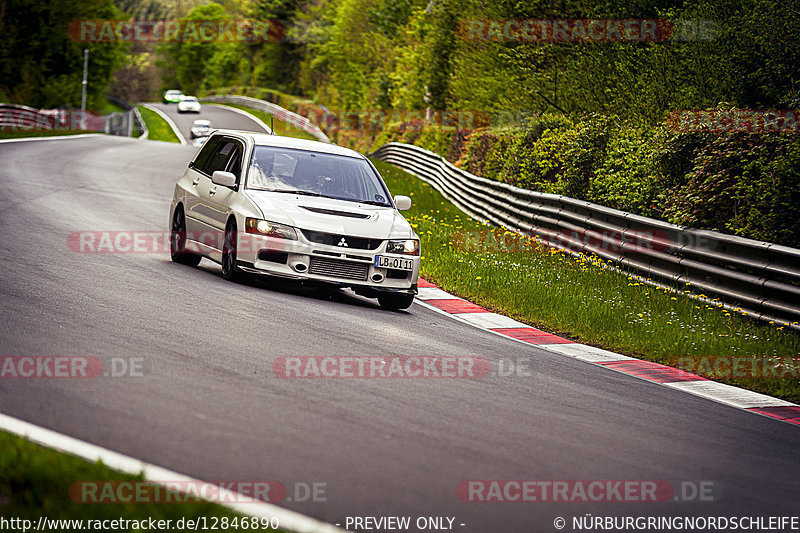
[169,131,420,310]
[177,96,201,113]
[190,119,213,139]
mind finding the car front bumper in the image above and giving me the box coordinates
[234,231,420,293]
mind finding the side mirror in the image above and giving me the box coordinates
[211,170,236,188]
[394,195,412,211]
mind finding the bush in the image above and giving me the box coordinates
[662,134,800,245]
[379,110,800,248]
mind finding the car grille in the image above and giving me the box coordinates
[308,257,369,281]
[301,229,382,250]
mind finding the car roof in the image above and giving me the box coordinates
[213,129,365,159]
[193,119,211,125]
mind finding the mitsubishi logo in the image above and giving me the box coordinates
[337,238,349,247]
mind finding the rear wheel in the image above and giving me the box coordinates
[221,219,243,282]
[377,292,415,311]
[170,207,201,266]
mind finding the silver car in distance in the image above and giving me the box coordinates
[169,130,420,310]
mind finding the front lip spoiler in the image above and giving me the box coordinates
[237,261,417,294]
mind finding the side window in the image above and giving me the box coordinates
[225,144,243,179]
[192,137,220,175]
[207,140,237,174]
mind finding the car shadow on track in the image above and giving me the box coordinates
[168,259,414,313]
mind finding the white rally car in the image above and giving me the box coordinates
[169,131,420,310]
[177,95,201,113]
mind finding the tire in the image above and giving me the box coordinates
[377,292,415,311]
[170,207,201,266]
[221,220,243,282]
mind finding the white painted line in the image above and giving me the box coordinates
[142,104,187,145]
[209,103,273,134]
[0,133,103,144]
[0,412,346,533]
[457,312,529,329]
[417,287,457,300]
[542,343,634,363]
[664,381,795,409]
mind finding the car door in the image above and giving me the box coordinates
[183,135,220,236]
[194,137,245,253]
[204,138,245,233]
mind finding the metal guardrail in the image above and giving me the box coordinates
[201,94,330,143]
[105,95,148,138]
[132,106,148,139]
[1,103,107,131]
[0,104,61,129]
[372,142,800,330]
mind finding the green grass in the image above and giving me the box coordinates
[375,160,800,403]
[0,431,287,532]
[93,100,127,116]
[0,129,94,140]
[213,103,318,141]
[137,105,180,143]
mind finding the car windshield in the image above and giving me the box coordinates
[247,145,392,206]
[182,96,198,102]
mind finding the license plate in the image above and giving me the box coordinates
[374,255,414,271]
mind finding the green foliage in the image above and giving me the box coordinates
[375,109,800,247]
[662,134,800,245]
[498,114,574,191]
[0,0,128,110]
[174,0,800,247]
[156,3,229,94]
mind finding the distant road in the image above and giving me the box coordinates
[147,101,269,141]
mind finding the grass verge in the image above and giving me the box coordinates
[0,430,287,532]
[137,105,180,143]
[374,160,800,404]
[213,103,318,141]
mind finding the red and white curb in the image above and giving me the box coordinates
[414,278,800,428]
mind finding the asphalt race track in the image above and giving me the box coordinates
[147,101,271,140]
[1,110,798,532]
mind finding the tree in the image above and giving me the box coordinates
[0,0,128,109]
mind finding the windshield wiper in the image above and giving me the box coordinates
[265,189,324,197]
[360,200,391,206]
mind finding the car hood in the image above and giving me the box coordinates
[245,190,415,239]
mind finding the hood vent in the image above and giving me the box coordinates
[300,205,371,219]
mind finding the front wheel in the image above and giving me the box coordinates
[377,292,415,311]
[221,220,244,282]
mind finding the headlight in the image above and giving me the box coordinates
[386,239,420,255]
[245,218,297,240]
